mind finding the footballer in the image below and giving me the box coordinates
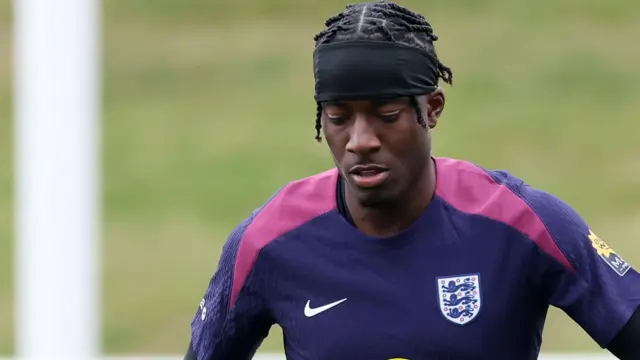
[184,2,640,359]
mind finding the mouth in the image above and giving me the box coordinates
[348,164,390,188]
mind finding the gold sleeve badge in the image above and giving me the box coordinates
[588,230,631,276]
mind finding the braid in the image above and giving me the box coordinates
[315,103,323,142]
[312,1,453,140]
[409,96,426,128]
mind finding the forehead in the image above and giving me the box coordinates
[323,97,410,109]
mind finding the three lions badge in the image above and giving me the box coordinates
[437,274,482,325]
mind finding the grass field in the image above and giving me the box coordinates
[1,0,640,355]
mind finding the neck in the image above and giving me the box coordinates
[346,158,437,237]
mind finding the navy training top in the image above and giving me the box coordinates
[189,156,640,360]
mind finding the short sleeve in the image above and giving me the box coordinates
[524,188,640,348]
[190,214,274,360]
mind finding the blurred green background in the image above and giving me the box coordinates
[1,0,640,356]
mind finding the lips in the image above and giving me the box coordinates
[348,164,390,188]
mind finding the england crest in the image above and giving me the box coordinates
[436,273,482,325]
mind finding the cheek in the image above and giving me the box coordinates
[323,128,347,161]
[391,120,425,151]
[386,124,428,171]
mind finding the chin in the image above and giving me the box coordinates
[355,189,397,209]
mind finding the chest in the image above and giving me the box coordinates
[265,227,546,359]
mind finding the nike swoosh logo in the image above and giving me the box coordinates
[304,298,347,317]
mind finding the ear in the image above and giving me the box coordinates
[425,88,445,129]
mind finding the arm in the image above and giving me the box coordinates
[186,217,274,360]
[608,307,640,359]
[525,188,640,358]
[184,341,197,360]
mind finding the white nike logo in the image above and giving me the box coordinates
[304,298,347,317]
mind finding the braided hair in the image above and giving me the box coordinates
[313,1,453,141]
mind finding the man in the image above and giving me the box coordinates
[185,1,640,359]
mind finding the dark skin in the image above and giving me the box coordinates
[185,88,640,360]
[322,89,445,237]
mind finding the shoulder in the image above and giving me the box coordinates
[239,167,339,251]
[434,156,589,271]
[225,168,339,302]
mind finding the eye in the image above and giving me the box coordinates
[326,113,348,125]
[379,110,402,123]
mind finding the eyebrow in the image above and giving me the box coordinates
[323,97,408,108]
[372,98,407,107]
[323,100,345,107]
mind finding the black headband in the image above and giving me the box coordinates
[313,40,439,102]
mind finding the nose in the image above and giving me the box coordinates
[345,116,381,155]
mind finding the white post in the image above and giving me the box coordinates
[13,0,101,358]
